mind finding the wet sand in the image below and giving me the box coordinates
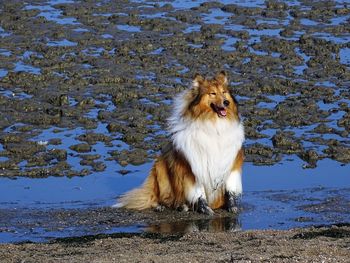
[1,224,350,262]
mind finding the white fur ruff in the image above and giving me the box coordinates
[168,92,245,204]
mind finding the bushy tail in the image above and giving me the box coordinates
[112,170,158,210]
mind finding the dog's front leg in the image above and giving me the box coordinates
[186,183,213,215]
[195,197,214,215]
[225,191,240,213]
[225,170,242,213]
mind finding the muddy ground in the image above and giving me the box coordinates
[0,0,350,261]
[0,224,349,262]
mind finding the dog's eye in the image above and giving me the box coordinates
[210,92,216,96]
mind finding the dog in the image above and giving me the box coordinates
[113,71,244,214]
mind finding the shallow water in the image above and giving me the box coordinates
[0,158,349,242]
[1,158,347,209]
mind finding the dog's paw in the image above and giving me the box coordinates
[154,205,166,212]
[227,206,239,213]
[199,205,214,215]
[196,197,214,215]
[177,204,189,212]
[225,192,240,213]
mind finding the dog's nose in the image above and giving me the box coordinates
[223,100,230,107]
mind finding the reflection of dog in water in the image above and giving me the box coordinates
[145,216,241,234]
[114,72,245,214]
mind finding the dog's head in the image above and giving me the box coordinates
[185,71,239,121]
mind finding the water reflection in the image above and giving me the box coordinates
[145,216,240,234]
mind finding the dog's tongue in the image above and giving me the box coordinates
[219,109,227,117]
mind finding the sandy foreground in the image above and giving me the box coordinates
[0,224,349,262]
[0,0,350,262]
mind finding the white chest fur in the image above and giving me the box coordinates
[171,118,244,200]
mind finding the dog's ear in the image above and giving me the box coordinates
[215,71,228,85]
[192,73,204,89]
[187,74,204,109]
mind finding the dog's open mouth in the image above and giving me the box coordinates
[211,103,227,117]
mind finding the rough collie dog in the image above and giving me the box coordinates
[114,71,244,214]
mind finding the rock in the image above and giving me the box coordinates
[69,143,92,153]
[272,132,303,153]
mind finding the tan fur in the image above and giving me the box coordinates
[116,72,244,211]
